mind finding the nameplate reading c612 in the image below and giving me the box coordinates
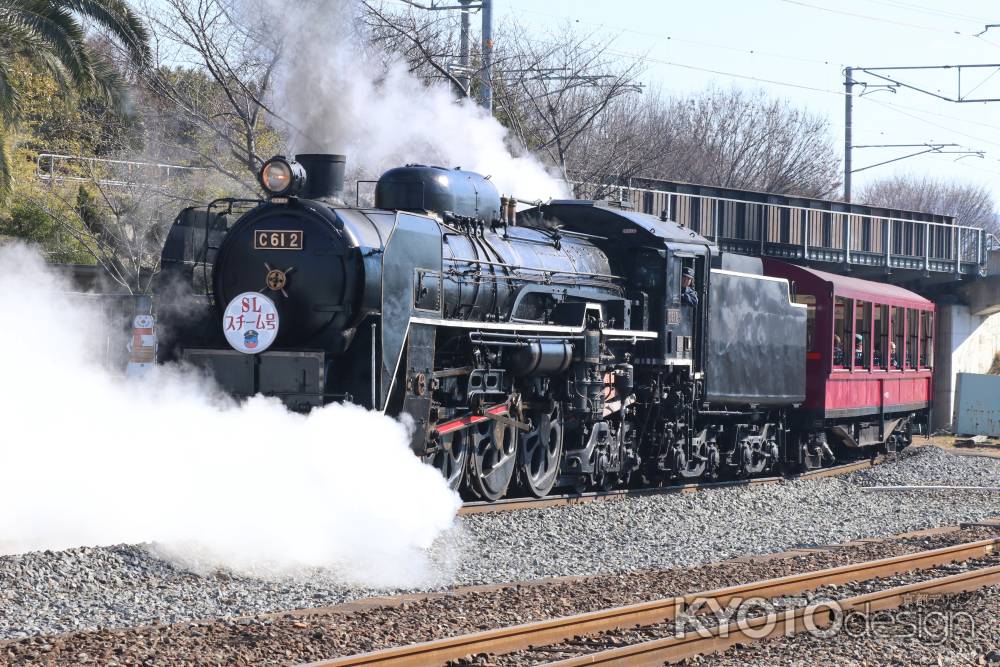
[254,230,303,250]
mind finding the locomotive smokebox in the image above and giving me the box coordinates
[295,153,346,201]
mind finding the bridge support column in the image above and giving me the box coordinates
[932,303,1000,432]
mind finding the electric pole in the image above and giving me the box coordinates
[479,0,493,111]
[457,0,471,96]
[399,0,494,112]
[844,67,853,202]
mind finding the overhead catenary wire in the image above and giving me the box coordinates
[929,154,1000,179]
[860,0,995,25]
[863,96,1000,150]
[458,0,1000,139]
[497,0,845,69]
[593,47,1000,154]
[405,0,1000,179]
[777,0,975,36]
[512,6,1000,138]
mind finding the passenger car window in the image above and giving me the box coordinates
[833,297,852,368]
[920,311,934,368]
[874,305,889,369]
[854,301,871,369]
[906,309,919,368]
[892,306,905,370]
[794,294,816,351]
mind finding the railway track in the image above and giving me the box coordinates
[301,535,1000,667]
[459,458,878,515]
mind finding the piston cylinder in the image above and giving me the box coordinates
[504,340,573,376]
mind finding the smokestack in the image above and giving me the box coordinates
[295,153,346,202]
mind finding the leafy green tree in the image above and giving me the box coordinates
[0,0,151,193]
[0,197,89,262]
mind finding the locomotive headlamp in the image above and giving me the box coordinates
[259,157,306,196]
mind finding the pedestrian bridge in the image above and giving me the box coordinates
[592,177,995,287]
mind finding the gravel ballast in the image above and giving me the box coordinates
[3,528,998,666]
[449,446,1000,585]
[0,445,998,642]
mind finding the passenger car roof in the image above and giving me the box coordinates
[763,259,934,309]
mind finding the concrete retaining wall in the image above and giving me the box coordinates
[933,304,1000,431]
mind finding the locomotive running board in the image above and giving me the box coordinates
[409,315,658,339]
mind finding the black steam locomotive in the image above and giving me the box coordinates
[157,153,910,501]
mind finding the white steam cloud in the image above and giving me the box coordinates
[260,0,567,201]
[0,245,460,586]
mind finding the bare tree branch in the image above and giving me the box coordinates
[858,175,999,231]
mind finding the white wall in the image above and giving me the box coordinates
[933,304,1000,431]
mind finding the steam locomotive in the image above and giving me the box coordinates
[157,153,928,501]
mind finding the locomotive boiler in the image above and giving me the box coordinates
[157,152,923,502]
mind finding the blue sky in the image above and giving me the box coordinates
[485,0,1000,201]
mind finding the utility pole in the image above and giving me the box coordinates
[844,67,853,202]
[457,0,472,96]
[398,0,492,112]
[479,0,493,111]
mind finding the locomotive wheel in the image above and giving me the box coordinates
[425,430,468,492]
[705,444,721,481]
[465,419,517,501]
[516,404,563,498]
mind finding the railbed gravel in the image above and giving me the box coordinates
[2,528,998,666]
[0,446,998,645]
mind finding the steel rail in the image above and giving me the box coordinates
[299,537,999,667]
[458,459,876,515]
[545,562,1000,666]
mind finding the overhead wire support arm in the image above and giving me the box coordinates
[853,64,1000,103]
[843,61,1000,201]
[850,144,984,174]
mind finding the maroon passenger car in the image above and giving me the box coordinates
[763,259,933,463]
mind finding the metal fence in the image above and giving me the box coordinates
[36,153,205,189]
[583,182,989,276]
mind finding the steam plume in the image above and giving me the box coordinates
[259,0,567,201]
[0,244,459,586]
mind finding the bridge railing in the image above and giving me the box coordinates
[36,153,206,188]
[597,183,986,275]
